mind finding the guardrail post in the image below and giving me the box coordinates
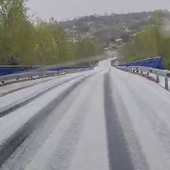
[156,75,159,83]
[165,77,169,90]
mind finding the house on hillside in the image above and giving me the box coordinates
[115,38,123,45]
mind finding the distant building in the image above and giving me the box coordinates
[79,32,94,40]
[123,28,131,33]
[115,38,123,44]
[66,37,79,43]
[131,30,147,37]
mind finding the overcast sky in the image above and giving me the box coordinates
[27,0,170,21]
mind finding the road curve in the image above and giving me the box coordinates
[0,59,170,170]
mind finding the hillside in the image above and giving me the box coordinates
[59,10,170,43]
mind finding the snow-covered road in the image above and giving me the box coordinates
[1,59,170,170]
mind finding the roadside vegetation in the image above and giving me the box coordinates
[0,0,103,65]
[120,11,170,69]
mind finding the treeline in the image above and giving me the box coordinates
[59,10,170,43]
[0,0,103,65]
[120,12,170,69]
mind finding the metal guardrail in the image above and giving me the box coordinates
[0,67,92,85]
[0,71,59,84]
[0,65,93,76]
[117,66,170,90]
[118,57,163,69]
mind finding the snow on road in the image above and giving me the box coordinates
[0,76,57,97]
[0,71,93,146]
[0,71,93,112]
[110,67,170,170]
[1,59,170,170]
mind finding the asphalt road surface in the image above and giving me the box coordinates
[1,59,170,170]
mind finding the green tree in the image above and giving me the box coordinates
[0,0,103,66]
[0,0,34,64]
